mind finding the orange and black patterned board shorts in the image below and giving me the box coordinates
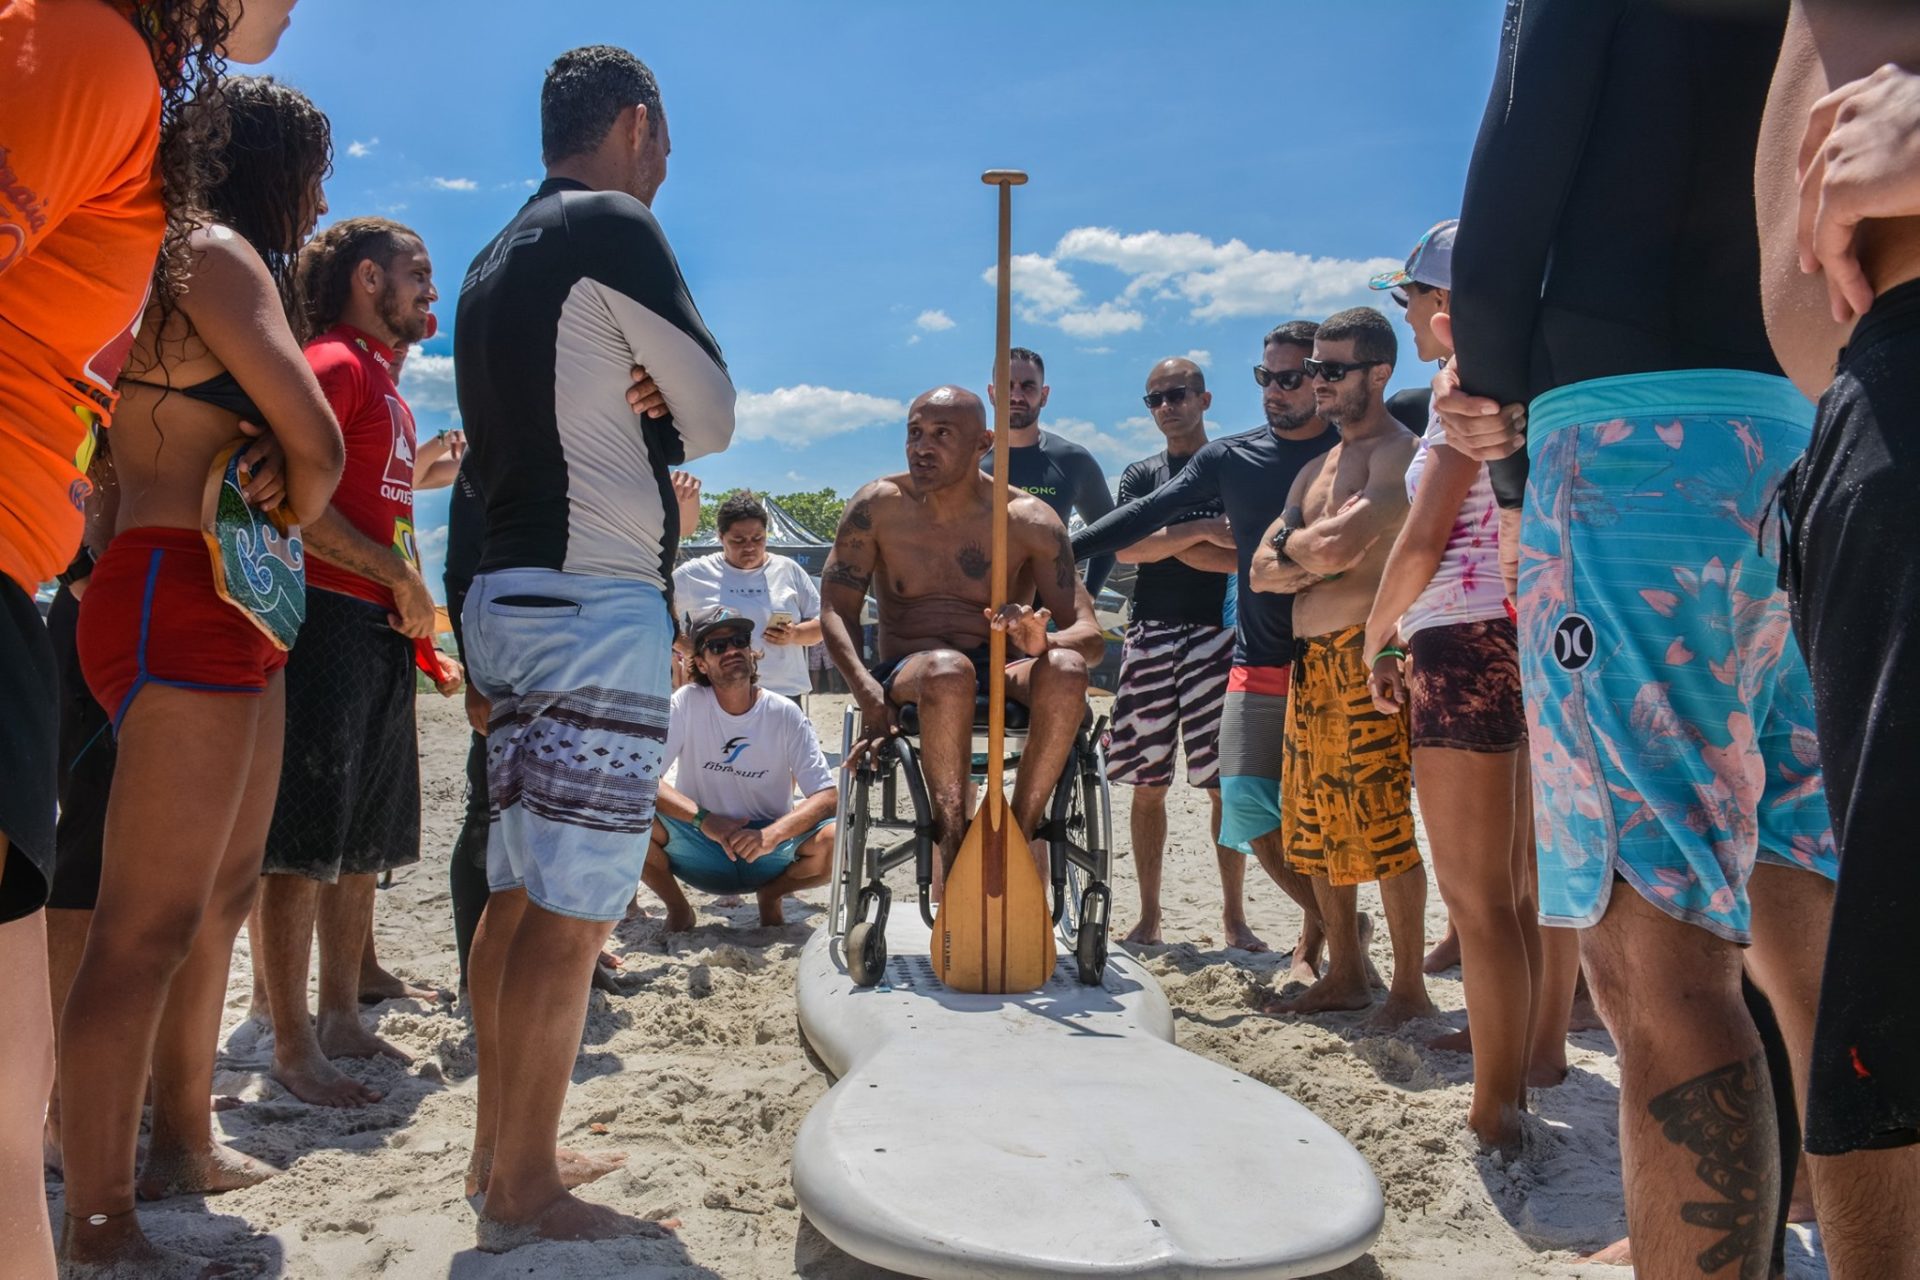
[1281,625,1421,887]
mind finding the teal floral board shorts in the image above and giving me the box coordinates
[1518,369,1837,945]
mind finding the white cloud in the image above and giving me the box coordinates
[1184,349,1213,367]
[346,137,378,159]
[982,253,1083,312]
[417,523,449,557]
[1078,346,1114,356]
[983,226,1398,339]
[430,176,478,192]
[906,334,921,346]
[398,353,459,421]
[735,385,907,447]
[1045,415,1165,471]
[915,309,955,333]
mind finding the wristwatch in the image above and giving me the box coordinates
[693,807,711,828]
[1268,524,1296,559]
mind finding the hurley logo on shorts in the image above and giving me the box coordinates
[1552,614,1596,672]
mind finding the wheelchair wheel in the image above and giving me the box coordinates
[847,920,888,988]
[1074,883,1110,985]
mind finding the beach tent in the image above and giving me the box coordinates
[677,495,833,575]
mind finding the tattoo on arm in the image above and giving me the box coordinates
[957,543,988,580]
[1646,1053,1771,1280]
[822,559,872,592]
[1052,526,1074,593]
[845,498,873,531]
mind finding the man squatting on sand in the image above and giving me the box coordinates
[453,45,737,1246]
[819,387,1107,885]
[1107,358,1251,950]
[643,605,838,931]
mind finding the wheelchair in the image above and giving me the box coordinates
[825,692,1116,988]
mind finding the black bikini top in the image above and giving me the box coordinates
[121,371,265,424]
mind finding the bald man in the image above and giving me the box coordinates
[818,387,1107,877]
[1108,358,1250,949]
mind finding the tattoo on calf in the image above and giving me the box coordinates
[823,559,872,592]
[1646,1053,1772,1280]
[957,543,989,580]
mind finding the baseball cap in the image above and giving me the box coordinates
[1369,219,1458,295]
[686,604,754,649]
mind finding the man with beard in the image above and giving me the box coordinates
[1073,324,1336,987]
[254,217,454,1109]
[1250,308,1430,1028]
[980,347,1116,596]
[642,606,837,931]
[819,387,1105,881]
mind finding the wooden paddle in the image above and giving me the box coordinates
[931,169,1058,995]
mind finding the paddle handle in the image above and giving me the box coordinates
[985,172,1019,804]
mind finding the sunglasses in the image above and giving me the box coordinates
[700,634,752,655]
[1252,366,1306,391]
[1141,386,1199,410]
[1303,358,1384,384]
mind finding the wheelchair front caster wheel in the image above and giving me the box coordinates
[847,921,888,988]
[1074,885,1109,985]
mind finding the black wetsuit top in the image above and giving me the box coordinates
[1451,0,1789,507]
[1115,449,1227,628]
[442,463,485,652]
[982,429,1115,596]
[1072,425,1336,667]
[455,177,734,589]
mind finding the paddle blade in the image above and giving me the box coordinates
[931,800,1057,994]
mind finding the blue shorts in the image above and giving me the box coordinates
[1215,668,1289,854]
[658,815,828,895]
[1518,370,1837,944]
[463,569,673,923]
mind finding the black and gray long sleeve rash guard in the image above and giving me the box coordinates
[1450,0,1788,508]
[455,178,735,589]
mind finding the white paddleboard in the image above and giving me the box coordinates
[794,914,1384,1278]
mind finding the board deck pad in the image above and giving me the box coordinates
[200,444,305,649]
[795,914,1384,1278]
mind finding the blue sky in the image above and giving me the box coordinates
[256,0,1509,589]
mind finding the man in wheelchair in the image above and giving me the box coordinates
[817,386,1107,883]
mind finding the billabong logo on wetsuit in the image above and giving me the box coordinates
[1552,614,1596,672]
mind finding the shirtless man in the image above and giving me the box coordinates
[1250,308,1433,1028]
[1758,8,1920,1275]
[819,387,1106,878]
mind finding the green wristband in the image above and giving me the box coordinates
[693,807,711,827]
[1371,646,1408,666]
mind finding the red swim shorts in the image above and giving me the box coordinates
[78,527,288,728]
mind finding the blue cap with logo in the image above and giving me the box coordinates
[1369,219,1458,302]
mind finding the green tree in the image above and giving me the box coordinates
[770,487,847,539]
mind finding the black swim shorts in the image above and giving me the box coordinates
[1785,277,1920,1156]
[0,575,57,924]
[46,582,115,911]
[262,587,421,882]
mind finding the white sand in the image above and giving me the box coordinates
[45,693,1830,1277]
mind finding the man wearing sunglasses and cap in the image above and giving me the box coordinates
[1073,325,1335,987]
[642,606,837,932]
[1251,306,1433,1029]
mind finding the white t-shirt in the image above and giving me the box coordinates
[663,684,834,821]
[1398,409,1509,638]
[673,551,821,695]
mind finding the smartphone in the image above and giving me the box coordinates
[766,611,796,629]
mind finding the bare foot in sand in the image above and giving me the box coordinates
[271,1046,382,1108]
[1428,1026,1474,1053]
[1582,1237,1632,1266]
[1121,916,1163,947]
[316,1010,413,1064]
[758,892,788,927]
[467,1146,629,1199]
[476,1192,676,1253]
[1467,1102,1525,1157]
[623,894,647,921]
[1223,919,1269,953]
[1356,913,1387,991]
[590,961,623,995]
[1423,925,1461,973]
[1367,991,1439,1031]
[358,962,448,1005]
[711,893,745,909]
[662,900,696,933]
[137,1140,278,1201]
[1526,1049,1569,1088]
[1268,971,1373,1016]
[1568,988,1605,1034]
[58,1211,232,1278]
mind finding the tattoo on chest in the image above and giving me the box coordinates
[1646,1053,1771,1280]
[957,543,989,580]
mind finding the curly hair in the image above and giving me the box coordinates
[292,216,421,344]
[201,76,333,305]
[135,2,239,309]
